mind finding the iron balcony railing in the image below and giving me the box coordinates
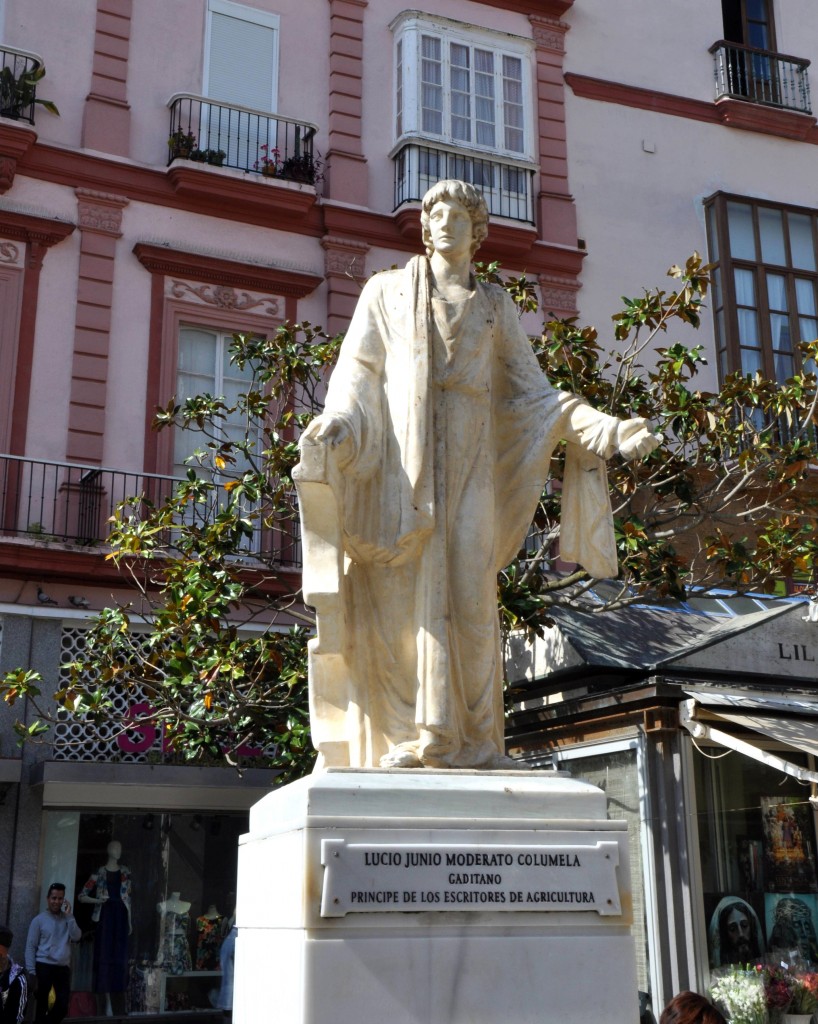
[167,93,319,184]
[710,40,812,114]
[393,142,535,224]
[0,45,42,124]
[0,453,302,568]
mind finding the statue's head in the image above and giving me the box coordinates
[421,180,489,258]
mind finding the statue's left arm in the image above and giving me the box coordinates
[561,403,662,463]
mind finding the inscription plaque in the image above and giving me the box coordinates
[320,837,621,917]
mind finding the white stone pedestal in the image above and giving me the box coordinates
[234,769,638,1024]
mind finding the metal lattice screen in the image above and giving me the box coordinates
[53,625,160,762]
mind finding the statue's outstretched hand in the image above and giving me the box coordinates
[615,417,663,461]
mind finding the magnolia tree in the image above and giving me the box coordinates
[3,255,818,780]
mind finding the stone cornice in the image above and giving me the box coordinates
[0,208,75,248]
[470,0,573,15]
[133,242,323,298]
[566,72,818,142]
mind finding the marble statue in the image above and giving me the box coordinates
[294,179,659,771]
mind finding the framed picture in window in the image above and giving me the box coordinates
[760,796,818,893]
[765,892,818,962]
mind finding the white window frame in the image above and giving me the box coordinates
[390,11,536,164]
[203,0,280,113]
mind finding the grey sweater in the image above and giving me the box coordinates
[25,911,81,970]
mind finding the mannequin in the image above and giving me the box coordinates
[79,839,132,1016]
[217,905,237,1015]
[155,893,192,975]
[195,905,224,970]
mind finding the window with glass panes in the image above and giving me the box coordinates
[392,15,532,159]
[705,194,818,385]
[174,327,256,477]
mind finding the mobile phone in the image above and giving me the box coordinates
[62,901,68,912]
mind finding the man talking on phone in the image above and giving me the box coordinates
[25,884,81,1024]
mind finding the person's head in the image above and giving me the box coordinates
[420,180,489,258]
[0,925,12,972]
[718,899,758,962]
[660,991,727,1024]
[46,883,66,915]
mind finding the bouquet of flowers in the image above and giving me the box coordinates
[710,965,769,1024]
[763,964,795,1023]
[788,970,818,1015]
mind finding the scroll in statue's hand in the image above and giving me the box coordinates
[615,417,663,461]
[300,415,353,455]
[298,417,354,473]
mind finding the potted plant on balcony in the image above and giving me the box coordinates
[168,128,197,160]
[279,152,322,185]
[0,62,59,120]
[189,147,226,167]
[255,143,322,185]
[255,143,281,177]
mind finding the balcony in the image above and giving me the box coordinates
[0,453,302,568]
[0,45,43,124]
[393,142,535,225]
[710,40,812,115]
[167,93,319,184]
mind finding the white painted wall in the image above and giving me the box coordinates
[563,1,818,385]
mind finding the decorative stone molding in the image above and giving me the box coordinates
[530,15,570,51]
[321,235,369,280]
[75,189,129,235]
[168,279,281,317]
[0,241,21,265]
[539,274,580,314]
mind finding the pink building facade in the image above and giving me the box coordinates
[1,0,818,1018]
[0,0,582,1016]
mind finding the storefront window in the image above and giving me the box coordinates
[694,748,818,972]
[40,810,245,1017]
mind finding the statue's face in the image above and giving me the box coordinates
[108,840,122,860]
[427,196,474,259]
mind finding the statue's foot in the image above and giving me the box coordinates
[380,747,423,769]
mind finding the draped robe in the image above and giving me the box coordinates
[298,256,622,769]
